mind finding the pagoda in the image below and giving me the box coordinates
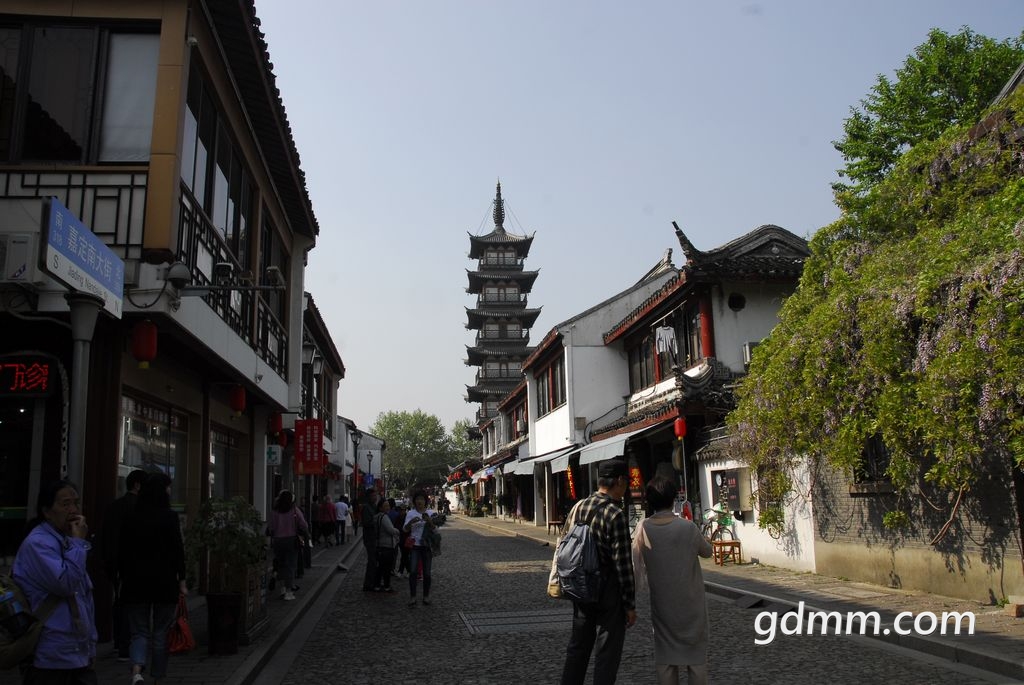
[465,182,539,426]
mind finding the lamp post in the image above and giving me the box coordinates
[350,429,362,502]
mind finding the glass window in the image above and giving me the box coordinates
[551,357,566,408]
[210,427,239,500]
[0,27,21,161]
[120,395,188,507]
[22,26,95,161]
[98,33,158,161]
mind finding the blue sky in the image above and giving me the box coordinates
[254,1,1024,433]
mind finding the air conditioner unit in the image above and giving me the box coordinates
[0,233,44,285]
[515,419,526,432]
[742,341,760,366]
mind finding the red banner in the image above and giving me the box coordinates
[293,419,324,475]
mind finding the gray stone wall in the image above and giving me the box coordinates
[812,456,1024,601]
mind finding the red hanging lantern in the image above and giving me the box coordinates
[131,320,158,369]
[269,412,283,434]
[229,385,246,416]
[674,417,687,440]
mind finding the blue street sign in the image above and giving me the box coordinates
[41,197,124,318]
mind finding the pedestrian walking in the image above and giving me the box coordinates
[395,501,411,576]
[266,490,307,601]
[559,458,636,685]
[119,472,188,685]
[99,468,146,663]
[333,495,351,545]
[373,498,399,592]
[403,490,439,606]
[632,476,712,685]
[360,488,380,591]
[318,496,336,546]
[12,479,98,683]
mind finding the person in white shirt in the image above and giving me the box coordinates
[403,490,438,607]
[334,496,351,545]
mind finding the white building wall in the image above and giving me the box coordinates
[710,281,793,373]
[698,457,815,571]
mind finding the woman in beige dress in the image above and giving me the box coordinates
[632,475,713,684]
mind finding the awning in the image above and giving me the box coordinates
[534,445,577,464]
[551,446,584,474]
[578,426,653,466]
[511,458,541,476]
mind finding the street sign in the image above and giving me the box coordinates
[266,444,282,466]
[40,197,124,318]
[293,418,324,474]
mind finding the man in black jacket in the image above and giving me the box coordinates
[100,468,147,661]
[361,488,380,591]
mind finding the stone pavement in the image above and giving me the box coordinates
[459,513,1024,683]
[3,515,1021,683]
[0,536,362,685]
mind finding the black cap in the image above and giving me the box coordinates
[597,458,627,479]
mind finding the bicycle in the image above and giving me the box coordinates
[700,507,735,541]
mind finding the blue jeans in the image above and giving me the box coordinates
[408,545,433,598]
[126,602,176,679]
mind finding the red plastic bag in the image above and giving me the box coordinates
[168,594,196,654]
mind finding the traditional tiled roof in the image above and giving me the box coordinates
[466,382,521,402]
[605,223,808,343]
[211,1,318,238]
[675,222,808,277]
[466,270,540,291]
[465,346,533,365]
[465,307,541,328]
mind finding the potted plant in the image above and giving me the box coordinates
[184,496,266,654]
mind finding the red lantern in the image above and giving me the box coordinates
[269,412,283,434]
[229,385,246,416]
[131,320,158,369]
[674,417,687,440]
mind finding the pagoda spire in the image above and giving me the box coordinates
[493,180,506,232]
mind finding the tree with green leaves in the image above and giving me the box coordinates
[372,410,452,495]
[732,31,1024,548]
[833,27,1023,204]
[449,418,482,466]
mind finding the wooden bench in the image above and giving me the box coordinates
[712,540,742,566]
[547,520,564,535]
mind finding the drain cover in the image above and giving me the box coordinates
[459,609,573,635]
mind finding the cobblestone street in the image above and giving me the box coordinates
[269,518,1000,684]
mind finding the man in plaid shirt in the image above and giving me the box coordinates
[560,458,637,685]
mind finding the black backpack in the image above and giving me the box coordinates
[554,500,602,603]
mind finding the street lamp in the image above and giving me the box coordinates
[350,429,362,501]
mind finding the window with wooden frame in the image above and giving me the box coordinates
[0,22,159,163]
[535,354,566,418]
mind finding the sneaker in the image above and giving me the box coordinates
[279,590,288,599]
[131,674,145,684]
[383,586,395,593]
[408,598,417,607]
[283,591,296,601]
[422,597,432,605]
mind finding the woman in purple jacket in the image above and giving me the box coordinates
[13,479,98,684]
[266,490,308,601]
